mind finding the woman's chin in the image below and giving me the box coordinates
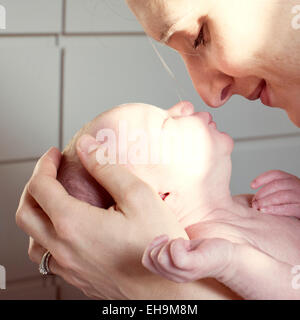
[287,109,300,128]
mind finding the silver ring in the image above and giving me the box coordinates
[39,250,53,276]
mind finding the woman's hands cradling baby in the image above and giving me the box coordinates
[16,139,219,300]
[251,170,300,218]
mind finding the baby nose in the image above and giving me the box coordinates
[168,101,195,117]
[180,101,195,116]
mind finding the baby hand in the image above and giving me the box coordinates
[142,235,230,283]
[251,170,300,217]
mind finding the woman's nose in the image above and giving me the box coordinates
[188,61,234,108]
[199,79,233,108]
[220,85,231,102]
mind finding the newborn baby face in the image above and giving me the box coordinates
[59,101,233,223]
[88,102,234,214]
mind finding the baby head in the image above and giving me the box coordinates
[58,101,234,225]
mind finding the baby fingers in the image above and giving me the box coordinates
[259,204,300,217]
[142,235,169,276]
[252,190,300,210]
[253,178,300,201]
[251,170,297,189]
[142,236,200,283]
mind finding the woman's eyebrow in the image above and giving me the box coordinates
[159,16,187,44]
[159,12,203,44]
[159,25,175,44]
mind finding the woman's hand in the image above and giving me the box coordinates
[251,170,300,217]
[16,135,218,300]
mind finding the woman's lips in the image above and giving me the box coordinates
[260,82,271,107]
[248,80,266,101]
[247,80,272,107]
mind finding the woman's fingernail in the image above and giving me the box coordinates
[260,208,267,213]
[78,135,100,154]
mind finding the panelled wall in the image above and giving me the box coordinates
[0,0,299,300]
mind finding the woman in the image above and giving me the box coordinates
[16,0,300,299]
[127,0,300,123]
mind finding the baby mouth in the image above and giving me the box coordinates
[206,112,216,127]
[193,112,214,125]
[206,112,212,123]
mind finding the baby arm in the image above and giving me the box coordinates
[251,170,300,217]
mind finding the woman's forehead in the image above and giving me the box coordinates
[127,0,205,41]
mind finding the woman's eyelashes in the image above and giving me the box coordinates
[193,24,207,49]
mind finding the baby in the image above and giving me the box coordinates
[58,100,228,226]
[58,101,300,290]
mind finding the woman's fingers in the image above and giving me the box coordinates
[16,203,57,250]
[28,238,90,291]
[22,147,105,238]
[16,182,58,250]
[24,147,72,220]
[251,170,296,189]
[27,165,75,222]
[28,238,64,277]
[32,147,62,178]
[76,134,162,215]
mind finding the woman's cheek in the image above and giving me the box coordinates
[210,19,263,77]
[212,39,254,78]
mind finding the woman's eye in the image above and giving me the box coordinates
[194,25,206,49]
